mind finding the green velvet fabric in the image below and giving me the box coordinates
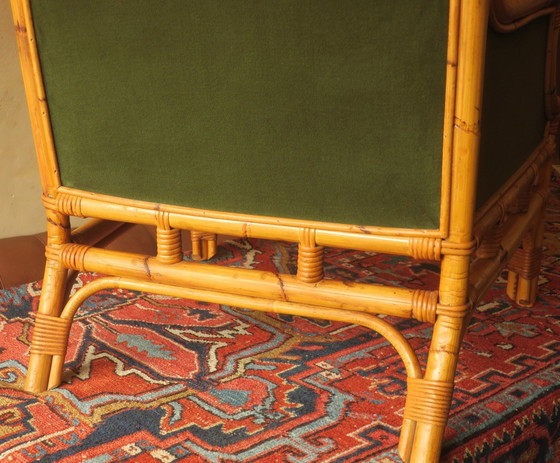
[30,0,449,229]
[477,15,548,207]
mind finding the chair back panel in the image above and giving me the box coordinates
[30,0,449,229]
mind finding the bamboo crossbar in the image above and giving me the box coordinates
[50,188,450,259]
[42,275,424,453]
[58,244,420,320]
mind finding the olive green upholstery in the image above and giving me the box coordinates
[477,14,548,206]
[30,0,449,229]
[30,0,550,230]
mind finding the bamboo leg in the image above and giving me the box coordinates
[25,207,71,393]
[24,261,70,393]
[404,255,470,463]
[404,316,461,463]
[506,162,551,307]
[506,218,545,307]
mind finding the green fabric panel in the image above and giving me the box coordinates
[477,16,548,207]
[30,0,448,229]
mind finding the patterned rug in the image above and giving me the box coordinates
[0,174,559,463]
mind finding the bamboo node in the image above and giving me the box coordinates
[441,239,477,256]
[30,313,72,357]
[436,302,471,318]
[411,290,438,323]
[453,117,480,135]
[409,238,442,261]
[403,378,454,427]
[60,244,90,272]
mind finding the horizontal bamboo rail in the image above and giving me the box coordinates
[58,187,446,237]
[52,189,450,260]
[57,245,423,319]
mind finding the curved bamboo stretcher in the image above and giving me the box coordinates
[10,1,560,462]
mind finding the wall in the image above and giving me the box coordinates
[0,1,45,239]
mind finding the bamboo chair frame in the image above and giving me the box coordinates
[10,1,559,462]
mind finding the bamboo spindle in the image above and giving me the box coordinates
[297,229,324,283]
[156,212,183,264]
[191,231,218,261]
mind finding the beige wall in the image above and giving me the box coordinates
[0,1,45,239]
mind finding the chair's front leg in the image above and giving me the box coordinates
[404,315,462,463]
[403,253,471,463]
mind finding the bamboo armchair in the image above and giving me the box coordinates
[10,1,560,462]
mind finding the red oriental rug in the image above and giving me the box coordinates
[0,173,559,463]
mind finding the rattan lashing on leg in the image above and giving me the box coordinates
[404,378,455,428]
[29,313,72,357]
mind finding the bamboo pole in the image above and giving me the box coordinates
[58,245,418,320]
[59,186,446,238]
[10,0,61,195]
[53,189,449,258]
[407,2,491,462]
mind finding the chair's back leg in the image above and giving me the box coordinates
[24,206,71,393]
[507,160,552,307]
